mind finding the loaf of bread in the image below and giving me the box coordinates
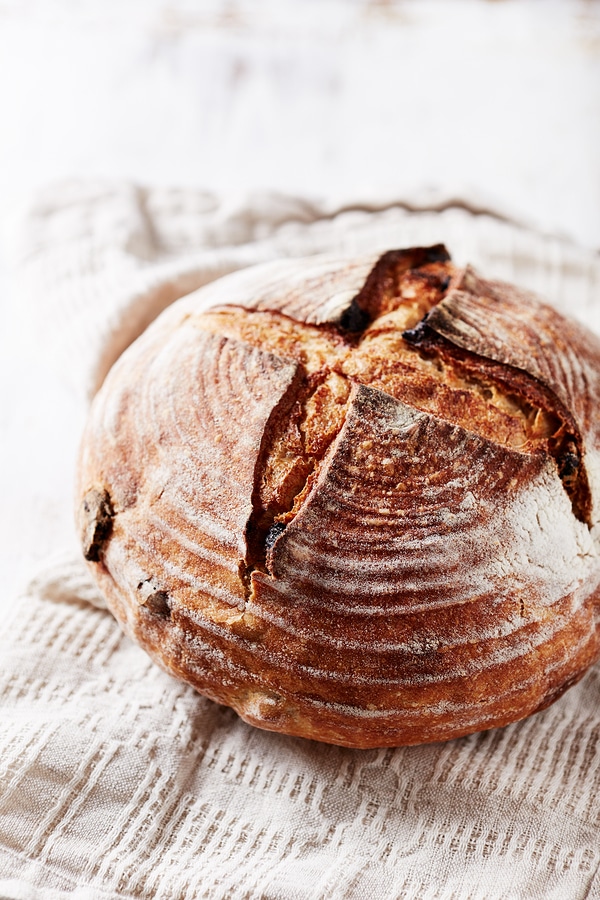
[77,245,600,748]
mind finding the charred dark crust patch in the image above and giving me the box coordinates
[142,590,171,618]
[136,577,172,617]
[402,317,432,345]
[80,488,114,562]
[423,244,452,263]
[339,298,371,333]
[558,446,580,482]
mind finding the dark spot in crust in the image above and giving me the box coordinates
[423,244,451,263]
[137,579,171,617]
[265,522,286,551]
[558,450,579,481]
[142,590,171,618]
[401,317,433,345]
[339,298,371,333]
[80,488,114,562]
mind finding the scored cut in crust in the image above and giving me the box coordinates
[77,245,600,748]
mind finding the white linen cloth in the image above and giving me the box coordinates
[1,181,600,899]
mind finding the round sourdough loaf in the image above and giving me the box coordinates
[77,245,600,748]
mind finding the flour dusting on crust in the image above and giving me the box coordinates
[77,248,600,748]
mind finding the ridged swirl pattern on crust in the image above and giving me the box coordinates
[77,246,600,748]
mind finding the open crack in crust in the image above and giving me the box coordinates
[77,246,600,748]
[193,244,592,584]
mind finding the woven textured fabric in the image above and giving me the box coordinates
[2,181,600,899]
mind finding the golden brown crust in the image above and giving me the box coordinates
[77,246,600,748]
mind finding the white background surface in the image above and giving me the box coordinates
[0,0,599,245]
[0,0,599,597]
